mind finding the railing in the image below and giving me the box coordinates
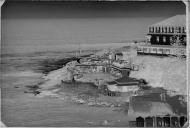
[137,45,186,57]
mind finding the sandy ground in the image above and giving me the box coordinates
[130,56,187,95]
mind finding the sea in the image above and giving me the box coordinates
[1,42,132,127]
[1,42,187,127]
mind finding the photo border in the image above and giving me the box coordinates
[0,0,189,128]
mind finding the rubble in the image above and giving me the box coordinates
[75,99,86,104]
[102,120,111,126]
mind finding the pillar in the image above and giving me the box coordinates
[0,0,5,44]
[0,2,6,128]
[153,116,156,127]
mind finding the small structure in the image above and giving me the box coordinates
[156,117,163,127]
[115,52,123,60]
[111,64,131,76]
[108,51,124,61]
[179,116,187,127]
[145,116,154,127]
[108,52,116,60]
[136,116,145,127]
[106,77,140,93]
[114,77,140,86]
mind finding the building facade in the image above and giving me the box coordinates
[147,15,186,46]
[137,15,186,56]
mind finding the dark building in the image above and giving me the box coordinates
[137,15,186,56]
[147,15,186,46]
[128,91,187,127]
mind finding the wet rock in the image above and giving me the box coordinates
[33,91,41,95]
[117,104,121,107]
[26,85,40,90]
[112,108,122,112]
[14,86,19,88]
[102,120,110,126]
[88,98,95,101]
[76,99,86,104]
[59,97,65,100]
[88,101,112,107]
[96,102,101,106]
[24,90,29,93]
[37,90,60,98]
[110,104,115,108]
[88,102,95,106]
[101,102,111,107]
[87,121,94,125]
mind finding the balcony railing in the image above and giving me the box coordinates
[148,26,186,34]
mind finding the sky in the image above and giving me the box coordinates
[1,1,186,51]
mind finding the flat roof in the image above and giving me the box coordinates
[115,52,123,56]
[131,101,176,117]
[107,81,117,85]
[111,65,131,70]
[115,77,139,86]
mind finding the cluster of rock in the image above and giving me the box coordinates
[72,96,121,108]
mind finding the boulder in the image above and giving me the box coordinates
[102,120,110,126]
[76,99,86,104]
[88,102,95,106]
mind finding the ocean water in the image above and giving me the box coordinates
[1,42,131,127]
[1,2,186,126]
[1,42,187,127]
[1,41,131,54]
[1,42,130,74]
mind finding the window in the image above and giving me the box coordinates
[163,117,170,127]
[136,117,144,127]
[156,27,161,33]
[170,37,173,42]
[164,27,167,33]
[145,117,154,127]
[156,117,163,127]
[163,36,166,43]
[175,27,181,33]
[171,117,179,127]
[155,27,158,33]
[149,27,154,33]
[184,37,186,42]
[182,27,186,33]
[147,35,151,42]
[153,48,157,51]
[149,27,151,33]
[161,27,164,33]
[180,116,187,127]
[172,27,174,33]
[156,36,160,42]
[178,27,181,33]
[169,27,174,33]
